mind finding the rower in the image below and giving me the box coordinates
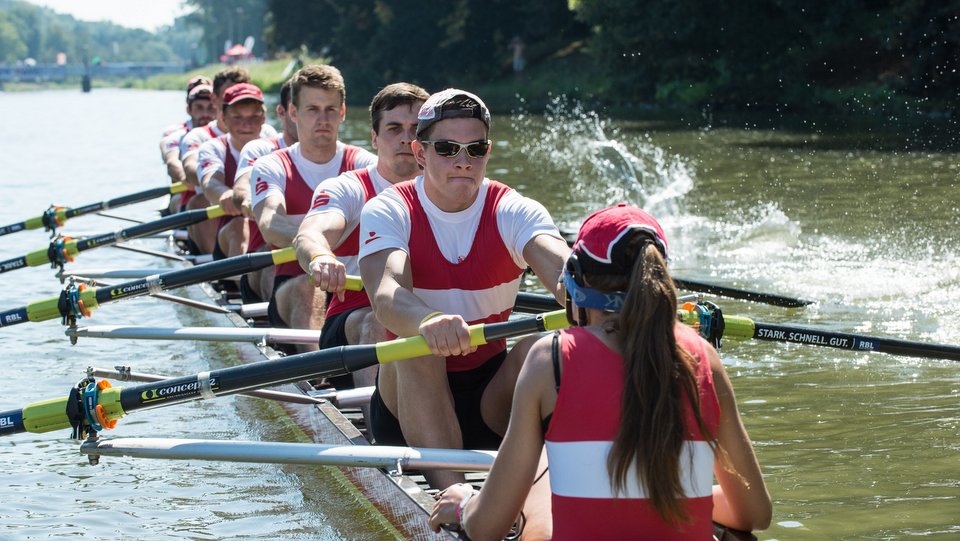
[293,82,429,398]
[158,75,215,213]
[429,205,773,540]
[358,89,570,489]
[197,82,271,260]
[251,65,375,342]
[230,77,299,303]
[179,67,276,254]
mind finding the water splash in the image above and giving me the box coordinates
[511,95,695,219]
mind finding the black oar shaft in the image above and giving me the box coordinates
[672,278,813,308]
[742,320,960,361]
[0,311,568,437]
[92,249,290,306]
[0,205,223,275]
[0,184,184,237]
[0,247,294,328]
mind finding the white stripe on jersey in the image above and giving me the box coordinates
[412,277,521,323]
[545,440,714,499]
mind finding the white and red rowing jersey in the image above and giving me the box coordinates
[359,177,562,372]
[234,134,290,183]
[234,134,290,252]
[198,134,255,235]
[180,122,275,160]
[545,325,720,540]
[161,119,191,139]
[179,122,223,160]
[251,141,376,277]
[305,164,395,317]
[197,134,242,185]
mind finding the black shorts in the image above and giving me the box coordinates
[238,274,262,304]
[266,274,296,328]
[369,351,506,450]
[211,238,227,261]
[317,307,367,389]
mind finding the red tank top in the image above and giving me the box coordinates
[390,180,524,372]
[324,168,377,318]
[545,325,720,540]
[214,135,243,233]
[272,145,362,278]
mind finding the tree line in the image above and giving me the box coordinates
[0,0,188,65]
[5,0,956,113]
[256,0,960,112]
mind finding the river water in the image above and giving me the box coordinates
[0,88,957,540]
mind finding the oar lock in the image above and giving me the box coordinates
[680,299,725,349]
[41,205,66,237]
[58,279,93,336]
[46,235,75,271]
[67,375,119,459]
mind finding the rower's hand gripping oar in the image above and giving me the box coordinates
[0,203,223,275]
[0,246,312,331]
[0,310,571,444]
[0,182,188,238]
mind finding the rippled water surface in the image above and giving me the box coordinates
[0,89,957,539]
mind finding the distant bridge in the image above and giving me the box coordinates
[0,62,187,83]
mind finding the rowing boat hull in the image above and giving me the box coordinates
[169,278,452,539]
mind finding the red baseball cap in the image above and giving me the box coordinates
[573,203,668,272]
[222,83,264,107]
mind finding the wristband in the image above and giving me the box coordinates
[457,488,479,528]
[309,251,335,265]
[420,311,444,326]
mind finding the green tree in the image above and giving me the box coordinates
[0,11,26,62]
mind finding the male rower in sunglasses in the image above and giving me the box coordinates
[358,89,570,489]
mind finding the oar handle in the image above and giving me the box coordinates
[374,309,570,363]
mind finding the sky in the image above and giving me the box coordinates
[24,0,190,32]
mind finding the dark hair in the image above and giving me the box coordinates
[291,64,345,108]
[586,236,718,526]
[279,78,293,109]
[370,83,429,133]
[212,66,250,97]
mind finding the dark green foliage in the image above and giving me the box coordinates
[572,0,960,111]
[263,0,589,101]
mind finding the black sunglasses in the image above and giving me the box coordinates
[420,139,490,159]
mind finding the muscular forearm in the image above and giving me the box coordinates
[258,211,301,248]
[202,174,231,205]
[183,155,200,188]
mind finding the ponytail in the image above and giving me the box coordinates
[597,239,717,526]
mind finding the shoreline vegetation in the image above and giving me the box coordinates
[8,52,956,153]
[2,0,956,124]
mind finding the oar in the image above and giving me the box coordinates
[81,437,497,471]
[0,183,188,237]
[672,277,812,308]
[677,309,960,362]
[0,204,225,275]
[514,291,960,361]
[86,366,324,406]
[0,310,569,437]
[0,246,305,328]
[558,235,812,307]
[68,325,323,345]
